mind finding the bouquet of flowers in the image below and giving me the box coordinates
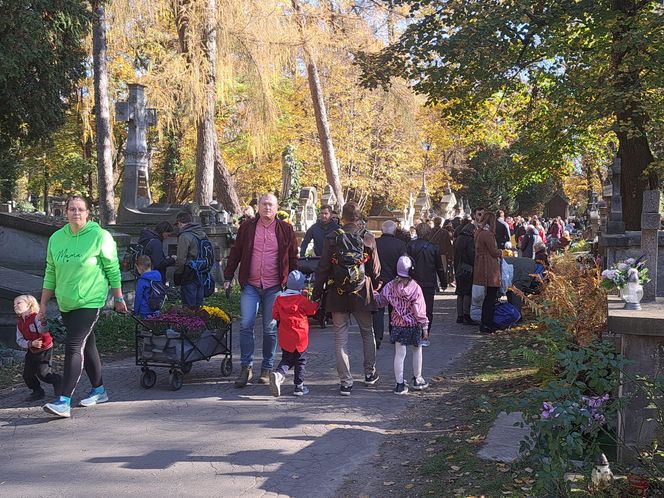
[600,257,650,290]
[146,307,207,333]
[200,305,231,329]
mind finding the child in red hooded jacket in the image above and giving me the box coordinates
[14,295,61,401]
[269,270,318,397]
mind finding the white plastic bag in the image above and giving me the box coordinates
[470,284,486,322]
[501,259,514,294]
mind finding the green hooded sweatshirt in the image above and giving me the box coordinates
[43,221,122,312]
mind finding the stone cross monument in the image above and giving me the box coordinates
[116,84,157,212]
[640,190,661,302]
[606,144,625,234]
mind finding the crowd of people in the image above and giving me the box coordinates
[17,193,582,417]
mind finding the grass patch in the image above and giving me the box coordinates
[418,329,541,497]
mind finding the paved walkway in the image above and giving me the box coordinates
[0,291,478,497]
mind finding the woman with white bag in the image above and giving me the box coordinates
[473,212,503,334]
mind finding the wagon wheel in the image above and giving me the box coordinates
[169,370,184,390]
[220,357,233,377]
[140,369,157,389]
[181,362,193,374]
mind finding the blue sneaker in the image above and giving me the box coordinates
[80,387,109,407]
[43,397,71,418]
[421,339,430,347]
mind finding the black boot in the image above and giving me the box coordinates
[456,316,464,324]
[463,315,478,326]
[25,388,45,401]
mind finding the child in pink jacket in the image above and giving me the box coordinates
[374,255,430,395]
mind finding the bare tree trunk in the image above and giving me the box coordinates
[194,0,216,206]
[292,0,344,211]
[612,0,657,230]
[214,136,241,213]
[91,0,116,225]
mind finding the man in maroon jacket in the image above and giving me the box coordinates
[224,194,299,387]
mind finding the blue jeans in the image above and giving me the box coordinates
[239,284,280,369]
[181,282,203,307]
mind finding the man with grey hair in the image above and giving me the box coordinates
[223,193,299,388]
[372,219,407,348]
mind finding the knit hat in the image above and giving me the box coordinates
[287,270,306,290]
[396,255,413,278]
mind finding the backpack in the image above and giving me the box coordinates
[493,302,521,330]
[188,236,216,296]
[330,229,369,295]
[147,280,168,311]
[123,242,145,276]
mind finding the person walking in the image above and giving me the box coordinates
[223,194,299,388]
[173,212,209,308]
[40,196,127,418]
[453,222,477,325]
[14,295,61,401]
[269,270,319,397]
[407,222,447,346]
[374,256,430,395]
[312,202,381,396]
[372,220,407,349]
[299,204,339,257]
[474,212,502,334]
[429,217,454,290]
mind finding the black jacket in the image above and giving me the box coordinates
[495,218,511,249]
[300,220,340,256]
[453,223,476,296]
[406,238,447,290]
[376,233,407,284]
[138,229,174,282]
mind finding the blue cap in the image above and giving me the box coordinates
[287,270,306,290]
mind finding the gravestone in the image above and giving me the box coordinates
[606,149,625,234]
[641,190,661,302]
[116,84,157,216]
[438,183,457,220]
[280,146,301,214]
[321,185,337,213]
[414,174,432,221]
[296,187,317,232]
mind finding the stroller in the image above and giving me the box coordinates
[298,256,329,328]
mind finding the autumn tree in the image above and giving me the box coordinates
[359,0,664,229]
[0,0,90,202]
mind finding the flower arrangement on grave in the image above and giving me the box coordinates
[276,210,292,224]
[200,305,231,328]
[600,257,650,290]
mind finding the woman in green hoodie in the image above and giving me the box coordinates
[39,196,127,418]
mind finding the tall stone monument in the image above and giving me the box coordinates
[606,145,625,234]
[116,84,157,218]
[640,190,661,302]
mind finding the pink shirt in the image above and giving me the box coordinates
[248,218,281,289]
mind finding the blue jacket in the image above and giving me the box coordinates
[134,269,162,318]
[300,220,340,257]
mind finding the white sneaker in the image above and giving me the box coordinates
[269,371,284,397]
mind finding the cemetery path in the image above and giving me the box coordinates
[0,291,478,498]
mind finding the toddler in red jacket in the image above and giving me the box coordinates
[14,294,61,401]
[270,270,318,397]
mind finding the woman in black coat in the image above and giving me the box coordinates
[453,221,477,325]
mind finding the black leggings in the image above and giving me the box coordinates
[61,308,102,398]
[481,287,499,329]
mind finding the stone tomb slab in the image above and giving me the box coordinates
[477,411,531,463]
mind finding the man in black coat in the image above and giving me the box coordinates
[138,221,175,282]
[495,210,511,249]
[300,205,339,257]
[407,223,447,345]
[372,220,407,348]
